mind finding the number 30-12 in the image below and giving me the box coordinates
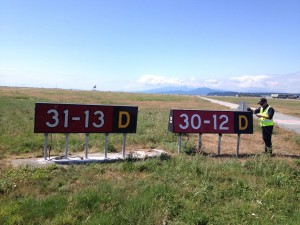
[179,113,229,130]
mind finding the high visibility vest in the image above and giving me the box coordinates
[259,106,274,127]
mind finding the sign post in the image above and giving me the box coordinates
[122,133,127,158]
[197,133,202,151]
[44,133,48,160]
[168,110,253,155]
[218,133,222,155]
[236,134,241,156]
[178,134,182,154]
[85,133,89,159]
[65,133,69,159]
[104,133,109,159]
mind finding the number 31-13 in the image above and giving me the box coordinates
[46,109,104,128]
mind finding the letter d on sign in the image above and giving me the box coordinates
[234,112,253,134]
[238,115,248,130]
[118,111,130,128]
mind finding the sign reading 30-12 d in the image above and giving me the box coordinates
[168,110,253,134]
[34,103,138,133]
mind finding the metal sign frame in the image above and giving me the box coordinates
[168,109,253,155]
[35,103,138,160]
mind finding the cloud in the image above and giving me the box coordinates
[137,74,183,87]
[205,79,219,84]
[230,75,270,84]
[226,73,300,93]
[131,74,225,91]
[271,72,300,93]
[2,66,299,93]
[129,72,300,93]
[228,75,271,89]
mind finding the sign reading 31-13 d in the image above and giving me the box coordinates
[34,103,138,133]
[168,110,253,134]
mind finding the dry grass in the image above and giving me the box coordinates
[1,88,300,225]
[1,87,299,160]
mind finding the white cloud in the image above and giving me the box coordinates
[205,79,219,84]
[128,72,300,93]
[137,74,183,87]
[271,72,300,93]
[228,75,271,90]
[230,75,270,82]
[2,67,300,93]
[225,73,300,93]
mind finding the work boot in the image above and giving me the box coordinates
[265,147,272,155]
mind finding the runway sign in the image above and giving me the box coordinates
[34,103,138,133]
[168,109,253,134]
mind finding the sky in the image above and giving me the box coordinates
[1,0,300,93]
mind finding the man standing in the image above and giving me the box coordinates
[247,98,275,154]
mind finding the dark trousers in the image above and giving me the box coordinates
[262,126,273,150]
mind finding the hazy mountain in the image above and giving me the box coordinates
[141,86,194,94]
[139,86,221,95]
[186,87,221,95]
[137,85,300,98]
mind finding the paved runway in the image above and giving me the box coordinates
[199,96,300,134]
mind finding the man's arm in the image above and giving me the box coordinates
[256,107,274,119]
[247,107,260,114]
[267,107,275,120]
[253,108,260,114]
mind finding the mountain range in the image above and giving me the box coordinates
[140,86,221,95]
[138,86,300,96]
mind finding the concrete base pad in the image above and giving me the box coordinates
[11,149,167,167]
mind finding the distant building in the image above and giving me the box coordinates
[289,95,299,99]
[271,94,287,99]
[271,94,299,99]
[271,94,279,98]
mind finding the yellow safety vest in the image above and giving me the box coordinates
[259,106,274,127]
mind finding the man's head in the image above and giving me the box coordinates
[257,97,267,106]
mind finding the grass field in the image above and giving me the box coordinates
[1,87,300,224]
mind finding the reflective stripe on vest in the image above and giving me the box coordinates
[259,106,274,127]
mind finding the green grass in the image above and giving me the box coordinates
[1,88,228,156]
[1,87,300,224]
[1,155,300,224]
[0,90,180,156]
[0,96,44,155]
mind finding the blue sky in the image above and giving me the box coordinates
[1,0,300,93]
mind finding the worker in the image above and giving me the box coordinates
[247,98,275,154]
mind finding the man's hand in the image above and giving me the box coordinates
[247,107,253,113]
[256,113,268,119]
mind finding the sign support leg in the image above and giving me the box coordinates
[218,133,222,155]
[85,133,89,159]
[236,134,241,156]
[44,133,48,160]
[104,133,109,159]
[197,133,202,152]
[122,133,127,158]
[178,134,182,154]
[65,133,69,159]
